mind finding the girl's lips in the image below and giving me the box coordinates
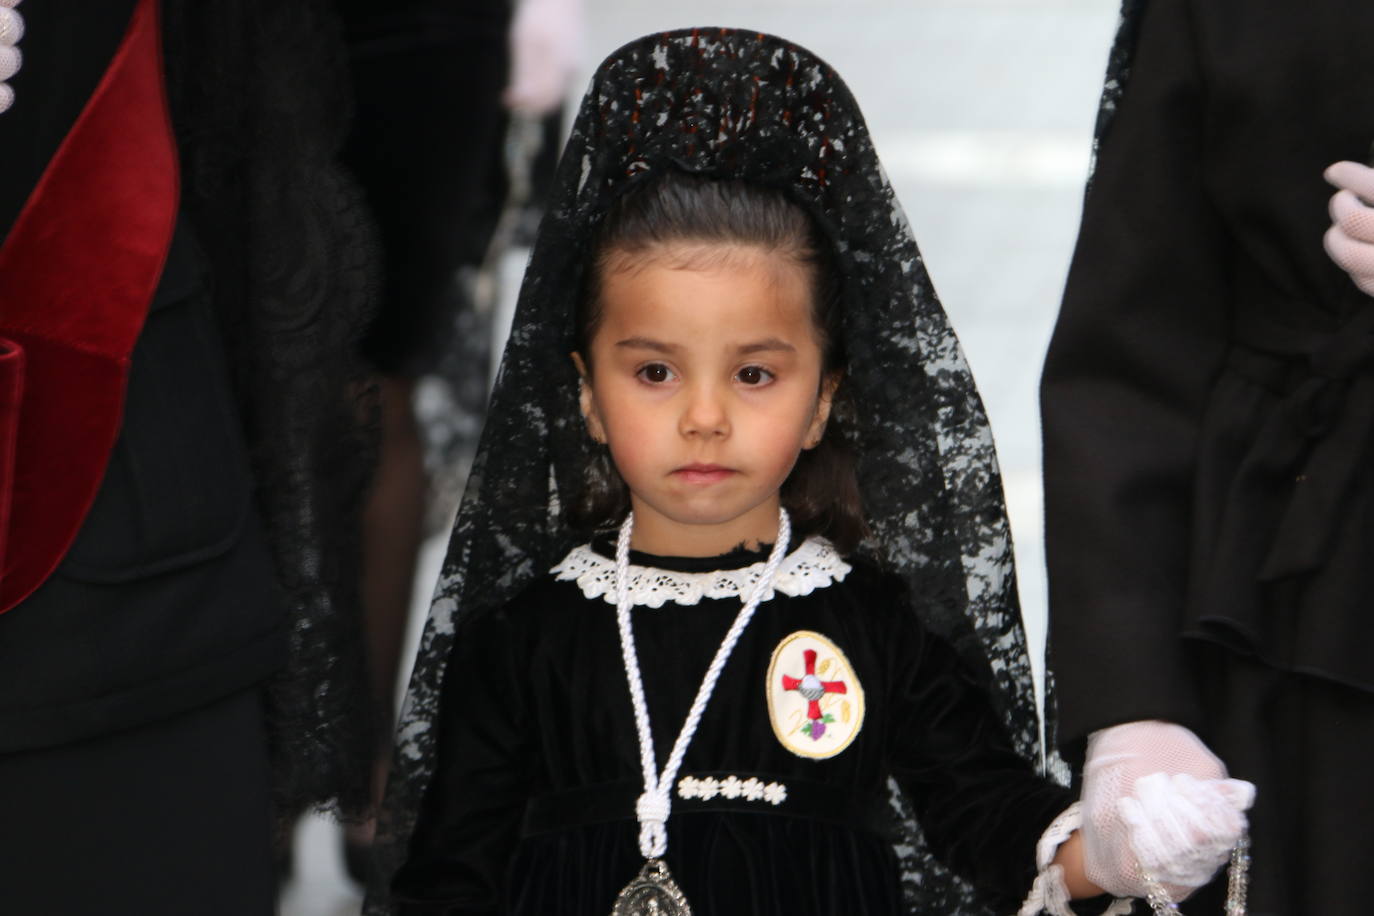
[673,464,735,484]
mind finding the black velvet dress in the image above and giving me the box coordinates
[394,539,1074,915]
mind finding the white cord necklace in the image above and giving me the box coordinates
[609,508,792,916]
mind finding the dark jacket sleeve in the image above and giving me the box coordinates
[1040,0,1232,753]
[392,608,535,916]
[886,603,1076,909]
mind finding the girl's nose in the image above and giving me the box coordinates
[679,383,729,438]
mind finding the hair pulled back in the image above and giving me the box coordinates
[571,169,867,552]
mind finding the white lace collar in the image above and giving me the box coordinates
[551,535,851,609]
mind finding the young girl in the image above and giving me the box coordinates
[371,29,1248,916]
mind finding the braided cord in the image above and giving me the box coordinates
[615,509,792,860]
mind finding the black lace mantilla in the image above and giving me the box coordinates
[369,28,1052,914]
[1086,0,1148,190]
[165,0,379,819]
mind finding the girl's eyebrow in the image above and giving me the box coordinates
[738,338,797,355]
[613,337,798,355]
[614,336,678,353]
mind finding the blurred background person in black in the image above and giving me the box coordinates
[331,0,583,884]
[0,2,377,913]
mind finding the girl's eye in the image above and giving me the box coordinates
[736,365,775,386]
[637,363,675,384]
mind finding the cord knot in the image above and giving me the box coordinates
[637,787,670,824]
[636,788,671,859]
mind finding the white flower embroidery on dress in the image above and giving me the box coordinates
[677,775,788,806]
[552,536,850,608]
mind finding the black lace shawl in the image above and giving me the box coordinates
[164,0,378,818]
[370,28,1051,914]
[1086,0,1148,189]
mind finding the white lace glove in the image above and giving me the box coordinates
[503,0,583,115]
[1324,160,1374,297]
[0,0,24,115]
[1081,721,1255,901]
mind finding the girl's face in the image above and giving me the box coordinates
[574,244,837,557]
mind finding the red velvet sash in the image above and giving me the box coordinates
[0,0,178,612]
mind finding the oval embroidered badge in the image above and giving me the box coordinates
[765,630,865,759]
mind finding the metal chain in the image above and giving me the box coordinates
[1140,832,1250,916]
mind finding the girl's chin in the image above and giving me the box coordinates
[628,502,785,554]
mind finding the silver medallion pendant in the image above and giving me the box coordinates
[611,859,692,916]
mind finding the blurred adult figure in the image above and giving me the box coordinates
[1041,0,1374,911]
[335,0,582,879]
[0,2,375,911]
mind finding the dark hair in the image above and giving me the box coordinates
[570,170,867,553]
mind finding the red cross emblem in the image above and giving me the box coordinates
[781,649,847,740]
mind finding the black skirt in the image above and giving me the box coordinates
[1175,646,1374,916]
[0,687,277,915]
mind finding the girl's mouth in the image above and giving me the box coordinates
[673,464,735,484]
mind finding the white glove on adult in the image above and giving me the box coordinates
[0,1,24,115]
[1324,160,1374,297]
[504,0,583,115]
[1080,721,1255,900]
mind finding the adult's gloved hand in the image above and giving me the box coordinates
[504,0,583,115]
[1080,721,1254,901]
[1324,160,1374,297]
[0,1,25,115]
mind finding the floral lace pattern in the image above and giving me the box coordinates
[1086,0,1147,191]
[552,536,851,608]
[163,0,379,817]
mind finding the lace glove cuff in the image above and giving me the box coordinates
[1018,804,1134,916]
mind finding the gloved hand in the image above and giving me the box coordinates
[1323,160,1374,297]
[503,0,583,115]
[0,0,24,115]
[1080,721,1255,901]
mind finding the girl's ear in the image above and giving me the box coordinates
[571,352,607,444]
[804,371,842,449]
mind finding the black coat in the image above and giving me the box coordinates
[1042,0,1374,748]
[1042,2,1374,908]
[0,1,376,814]
[0,0,284,751]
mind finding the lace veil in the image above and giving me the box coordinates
[1087,0,1148,188]
[164,0,378,817]
[370,28,1050,913]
